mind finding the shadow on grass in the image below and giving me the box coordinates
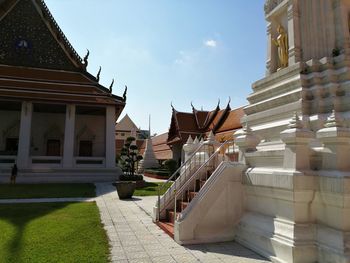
[0,202,70,261]
[0,183,96,199]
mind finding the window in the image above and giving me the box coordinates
[46,140,61,156]
[5,138,18,154]
[121,133,125,136]
[79,141,93,157]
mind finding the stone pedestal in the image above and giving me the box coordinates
[235,1,350,261]
[315,111,350,263]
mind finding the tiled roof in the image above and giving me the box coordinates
[0,65,124,106]
[216,107,244,133]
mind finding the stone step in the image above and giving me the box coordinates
[167,209,176,224]
[156,221,174,238]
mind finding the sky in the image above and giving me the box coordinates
[45,0,267,134]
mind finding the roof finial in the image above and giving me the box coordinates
[109,79,114,93]
[191,101,195,111]
[228,96,231,105]
[123,85,127,101]
[83,49,90,70]
[96,66,101,82]
[171,101,175,111]
[217,98,220,108]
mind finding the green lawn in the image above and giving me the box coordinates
[0,202,109,263]
[134,182,173,196]
[0,184,96,199]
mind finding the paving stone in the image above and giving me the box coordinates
[128,257,153,263]
[94,183,269,263]
[147,249,171,257]
[127,251,150,260]
[150,255,177,263]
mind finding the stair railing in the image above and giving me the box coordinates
[173,140,235,222]
[157,142,213,221]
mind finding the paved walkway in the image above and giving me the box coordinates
[95,183,269,263]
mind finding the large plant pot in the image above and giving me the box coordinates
[115,181,136,199]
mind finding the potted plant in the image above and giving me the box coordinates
[115,136,143,199]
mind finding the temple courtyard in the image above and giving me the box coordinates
[0,182,269,263]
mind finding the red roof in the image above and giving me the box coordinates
[167,104,244,145]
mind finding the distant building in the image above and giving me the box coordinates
[168,103,244,164]
[141,103,244,165]
[115,114,148,156]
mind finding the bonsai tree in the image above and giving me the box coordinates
[118,136,143,180]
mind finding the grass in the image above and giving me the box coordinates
[0,202,109,263]
[0,184,96,199]
[134,182,173,196]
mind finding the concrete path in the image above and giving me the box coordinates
[95,183,270,263]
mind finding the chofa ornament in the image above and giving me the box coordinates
[264,0,284,14]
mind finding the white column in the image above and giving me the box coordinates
[105,106,116,168]
[17,101,33,169]
[63,104,76,168]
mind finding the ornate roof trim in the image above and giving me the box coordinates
[202,104,220,130]
[211,102,231,133]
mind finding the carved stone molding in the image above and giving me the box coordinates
[264,0,284,14]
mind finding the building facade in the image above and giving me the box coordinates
[0,0,126,182]
[115,114,148,157]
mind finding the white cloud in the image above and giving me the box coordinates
[204,39,217,48]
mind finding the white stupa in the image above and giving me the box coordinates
[137,115,159,172]
[138,138,159,172]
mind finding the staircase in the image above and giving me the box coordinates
[155,140,238,240]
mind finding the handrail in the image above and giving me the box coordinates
[173,140,234,222]
[157,142,209,221]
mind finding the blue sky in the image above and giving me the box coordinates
[46,0,267,134]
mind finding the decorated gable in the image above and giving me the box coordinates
[0,0,82,71]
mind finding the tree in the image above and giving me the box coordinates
[118,137,143,177]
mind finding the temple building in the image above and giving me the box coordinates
[0,0,126,182]
[168,102,244,163]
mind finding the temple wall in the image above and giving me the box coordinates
[30,112,65,156]
[75,114,106,157]
[0,110,20,153]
